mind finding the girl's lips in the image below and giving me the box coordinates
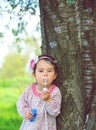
[43,77,48,82]
[43,77,48,92]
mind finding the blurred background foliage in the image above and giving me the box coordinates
[0,0,41,130]
[0,37,41,130]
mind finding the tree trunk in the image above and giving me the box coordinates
[81,0,96,130]
[39,0,96,130]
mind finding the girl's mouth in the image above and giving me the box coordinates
[43,76,48,92]
[43,76,48,82]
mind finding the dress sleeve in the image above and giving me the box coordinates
[45,87,62,117]
[16,86,32,118]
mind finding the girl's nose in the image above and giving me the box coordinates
[44,70,48,76]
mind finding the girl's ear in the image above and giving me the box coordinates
[32,73,36,78]
[54,73,57,80]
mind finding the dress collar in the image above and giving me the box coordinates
[31,83,56,97]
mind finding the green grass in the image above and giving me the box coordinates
[0,77,33,130]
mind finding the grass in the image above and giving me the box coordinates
[0,77,33,130]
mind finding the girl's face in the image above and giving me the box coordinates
[33,59,57,88]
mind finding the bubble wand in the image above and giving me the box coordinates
[43,76,48,92]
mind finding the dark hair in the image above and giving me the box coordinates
[33,55,58,74]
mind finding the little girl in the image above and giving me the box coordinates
[16,55,62,130]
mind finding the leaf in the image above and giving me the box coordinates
[0,33,4,38]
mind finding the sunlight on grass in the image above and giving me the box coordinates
[0,78,33,130]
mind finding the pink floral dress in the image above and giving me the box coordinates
[16,83,62,130]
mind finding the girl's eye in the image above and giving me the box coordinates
[48,70,53,72]
[39,70,43,72]
[38,69,54,73]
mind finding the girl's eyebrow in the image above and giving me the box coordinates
[37,68,44,70]
[38,68,54,70]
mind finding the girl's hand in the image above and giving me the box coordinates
[25,110,32,120]
[40,91,51,102]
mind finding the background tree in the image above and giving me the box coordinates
[0,35,41,79]
[39,0,84,130]
[39,0,96,130]
[0,52,27,79]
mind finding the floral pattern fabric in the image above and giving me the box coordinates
[16,83,62,130]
